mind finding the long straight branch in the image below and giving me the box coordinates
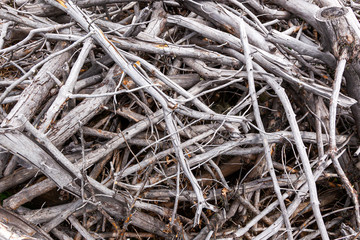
[257,72,329,240]
[239,17,293,240]
[329,50,360,230]
[39,38,94,132]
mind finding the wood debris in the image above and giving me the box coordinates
[0,0,360,239]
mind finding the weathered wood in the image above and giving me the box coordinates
[47,64,118,146]
[1,41,72,127]
[1,0,360,239]
[316,6,360,140]
[0,207,52,240]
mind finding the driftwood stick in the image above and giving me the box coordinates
[239,17,293,240]
[328,50,360,230]
[39,38,93,132]
[41,199,84,233]
[315,5,360,230]
[0,20,12,49]
[68,215,96,240]
[20,115,82,179]
[0,23,73,55]
[257,74,329,240]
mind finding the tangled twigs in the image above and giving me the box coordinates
[0,0,360,239]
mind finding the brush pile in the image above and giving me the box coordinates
[0,0,360,239]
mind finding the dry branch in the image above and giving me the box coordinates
[0,0,359,239]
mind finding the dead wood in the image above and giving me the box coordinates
[0,0,359,239]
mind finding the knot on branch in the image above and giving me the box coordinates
[318,7,348,20]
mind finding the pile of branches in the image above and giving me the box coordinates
[0,0,360,239]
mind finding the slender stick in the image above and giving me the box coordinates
[328,50,360,230]
[239,17,293,240]
[39,37,94,132]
